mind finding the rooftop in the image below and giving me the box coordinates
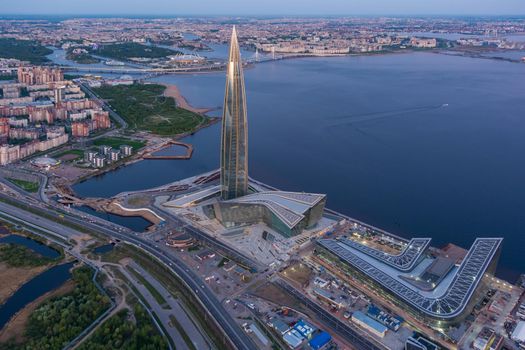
[318,237,502,319]
[339,237,431,271]
[163,186,326,230]
[352,311,388,334]
[163,185,221,208]
[226,191,325,229]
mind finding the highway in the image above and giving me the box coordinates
[0,198,258,350]
[153,201,261,271]
[80,83,128,129]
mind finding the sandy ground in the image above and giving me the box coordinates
[162,84,214,114]
[50,163,92,182]
[58,154,81,162]
[0,279,76,344]
[0,263,49,304]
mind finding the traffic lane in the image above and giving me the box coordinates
[0,200,258,350]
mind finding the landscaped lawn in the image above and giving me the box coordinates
[7,178,39,193]
[93,84,206,136]
[54,149,85,160]
[92,137,146,150]
[92,42,180,60]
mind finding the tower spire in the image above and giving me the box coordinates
[220,26,249,200]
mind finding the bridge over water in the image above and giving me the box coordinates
[63,52,284,77]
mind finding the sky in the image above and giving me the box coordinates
[2,0,525,16]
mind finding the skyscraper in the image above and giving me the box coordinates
[221,26,249,200]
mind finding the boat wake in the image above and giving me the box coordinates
[326,104,446,127]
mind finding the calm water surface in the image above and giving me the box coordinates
[0,234,60,258]
[74,52,525,281]
[75,206,152,232]
[0,262,74,329]
[93,244,115,254]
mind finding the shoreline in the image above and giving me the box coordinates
[0,279,75,344]
[161,83,216,114]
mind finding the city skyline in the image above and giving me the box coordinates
[0,9,524,350]
[2,0,525,16]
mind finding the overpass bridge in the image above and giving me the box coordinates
[62,54,284,77]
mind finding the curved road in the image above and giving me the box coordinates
[0,198,258,350]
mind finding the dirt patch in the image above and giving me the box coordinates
[162,84,214,114]
[58,154,80,162]
[0,279,75,344]
[0,263,49,304]
[250,282,311,316]
[281,262,313,287]
[126,195,150,208]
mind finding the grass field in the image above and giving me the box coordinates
[93,84,206,136]
[0,38,52,64]
[92,42,179,60]
[92,137,146,150]
[7,178,39,193]
[54,149,84,160]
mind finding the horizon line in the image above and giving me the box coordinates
[2,13,525,18]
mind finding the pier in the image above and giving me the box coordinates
[143,141,193,160]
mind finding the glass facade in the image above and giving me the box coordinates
[221,26,249,200]
[208,198,326,238]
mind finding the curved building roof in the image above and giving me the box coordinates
[338,237,431,272]
[227,191,325,229]
[31,156,60,167]
[318,237,502,320]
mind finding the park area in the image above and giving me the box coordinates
[93,84,207,136]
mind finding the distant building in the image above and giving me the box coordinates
[17,66,64,85]
[293,320,316,339]
[0,133,68,165]
[107,149,121,162]
[31,156,60,168]
[196,249,216,261]
[268,317,290,335]
[409,37,437,48]
[165,233,194,248]
[283,329,304,349]
[351,311,388,338]
[85,150,98,163]
[29,105,54,124]
[405,334,440,350]
[119,144,133,156]
[99,145,112,155]
[473,327,503,350]
[92,111,111,129]
[308,331,332,350]
[93,154,106,168]
[71,121,90,137]
[54,86,64,106]
[0,118,10,136]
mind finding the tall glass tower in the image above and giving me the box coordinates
[221,26,249,200]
